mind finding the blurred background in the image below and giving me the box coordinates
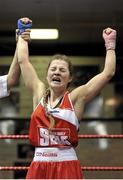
[0,0,123,179]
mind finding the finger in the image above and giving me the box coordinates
[25,29,31,32]
[103,27,111,34]
[21,31,31,35]
[21,34,30,39]
[20,17,32,24]
[105,28,112,34]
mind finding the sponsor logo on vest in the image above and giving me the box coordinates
[39,128,70,146]
[36,152,57,157]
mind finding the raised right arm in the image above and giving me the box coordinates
[17,29,45,109]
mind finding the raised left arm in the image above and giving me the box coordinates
[84,49,116,103]
[84,28,116,102]
[71,28,116,105]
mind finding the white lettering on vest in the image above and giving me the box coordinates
[39,128,70,146]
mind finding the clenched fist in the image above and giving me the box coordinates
[103,27,116,50]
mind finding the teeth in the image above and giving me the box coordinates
[53,79,60,82]
[52,77,60,82]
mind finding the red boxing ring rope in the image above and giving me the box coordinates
[0,134,123,139]
[78,134,123,138]
[0,135,29,139]
[0,166,29,171]
[0,166,123,171]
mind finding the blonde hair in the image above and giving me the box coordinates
[43,88,55,129]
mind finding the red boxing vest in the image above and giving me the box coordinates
[29,91,79,147]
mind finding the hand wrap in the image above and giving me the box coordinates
[17,19,32,35]
[103,29,116,50]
